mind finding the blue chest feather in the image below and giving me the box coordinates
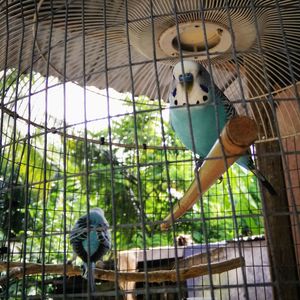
[82,231,100,257]
[170,104,250,169]
[170,104,227,157]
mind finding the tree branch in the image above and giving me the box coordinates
[0,256,244,284]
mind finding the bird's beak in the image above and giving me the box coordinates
[179,73,194,84]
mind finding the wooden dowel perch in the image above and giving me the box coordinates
[0,257,244,284]
[161,116,258,230]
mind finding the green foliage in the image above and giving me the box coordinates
[0,95,265,248]
[102,97,264,245]
[0,93,264,296]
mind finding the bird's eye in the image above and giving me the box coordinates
[203,95,208,102]
[172,88,177,97]
[174,100,178,105]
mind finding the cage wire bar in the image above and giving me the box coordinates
[0,0,300,299]
[103,0,122,298]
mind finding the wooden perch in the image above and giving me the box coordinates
[0,257,244,284]
[175,247,225,269]
[161,116,258,230]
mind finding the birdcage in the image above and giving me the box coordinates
[0,0,299,299]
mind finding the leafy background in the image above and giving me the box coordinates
[0,72,264,296]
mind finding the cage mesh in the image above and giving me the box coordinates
[0,0,300,299]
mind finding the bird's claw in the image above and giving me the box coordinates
[81,265,88,279]
[194,157,204,174]
[217,176,223,184]
[95,260,104,269]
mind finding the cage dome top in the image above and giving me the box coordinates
[0,0,299,100]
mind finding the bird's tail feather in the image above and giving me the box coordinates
[83,262,96,294]
[251,168,277,195]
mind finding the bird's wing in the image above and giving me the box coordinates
[96,221,111,252]
[215,86,238,121]
[71,238,89,262]
[70,216,88,243]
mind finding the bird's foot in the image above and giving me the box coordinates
[194,157,204,174]
[95,260,105,269]
[217,176,223,184]
[81,264,88,279]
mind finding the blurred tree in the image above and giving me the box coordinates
[0,88,264,297]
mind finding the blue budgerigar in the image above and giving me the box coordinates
[69,208,111,292]
[169,60,276,195]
